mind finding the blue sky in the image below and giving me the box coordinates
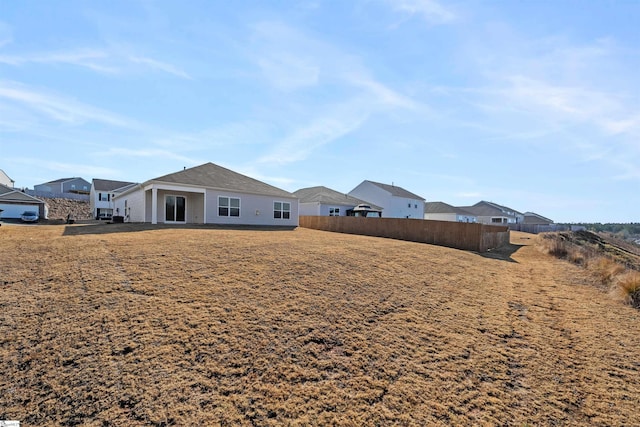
[1,1,638,223]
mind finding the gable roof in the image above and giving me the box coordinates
[294,186,382,209]
[0,184,44,203]
[361,180,425,201]
[39,177,79,185]
[93,179,138,192]
[0,169,15,186]
[424,201,476,216]
[462,201,522,217]
[149,162,295,198]
[523,212,554,224]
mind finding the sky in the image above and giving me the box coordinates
[1,1,639,223]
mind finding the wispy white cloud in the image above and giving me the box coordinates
[257,103,370,165]
[385,0,456,24]
[0,46,191,79]
[97,147,201,165]
[0,80,135,127]
[0,48,117,73]
[128,55,192,80]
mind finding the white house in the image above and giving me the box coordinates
[112,162,299,226]
[461,201,524,225]
[424,202,477,223]
[348,180,425,219]
[0,169,15,188]
[294,186,382,217]
[0,184,47,219]
[90,179,137,220]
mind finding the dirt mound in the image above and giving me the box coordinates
[555,230,640,270]
[43,197,92,221]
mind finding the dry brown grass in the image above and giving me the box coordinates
[1,225,640,426]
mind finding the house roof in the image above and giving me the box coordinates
[424,201,476,216]
[148,162,295,198]
[361,180,425,201]
[0,169,15,184]
[462,201,522,217]
[93,179,138,192]
[0,184,44,203]
[523,212,554,224]
[293,186,381,209]
[38,177,81,185]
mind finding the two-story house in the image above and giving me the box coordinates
[348,180,425,219]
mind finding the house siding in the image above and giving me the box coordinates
[350,182,424,219]
[205,189,298,226]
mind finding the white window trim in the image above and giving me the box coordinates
[274,201,291,220]
[218,196,241,217]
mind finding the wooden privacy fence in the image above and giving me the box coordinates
[299,216,510,253]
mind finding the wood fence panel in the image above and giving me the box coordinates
[299,216,509,252]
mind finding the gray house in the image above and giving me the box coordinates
[294,186,382,217]
[349,180,425,219]
[424,202,477,223]
[0,169,15,188]
[34,177,91,195]
[112,162,299,226]
[461,201,524,225]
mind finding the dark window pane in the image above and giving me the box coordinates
[166,196,175,221]
[176,196,186,222]
[219,207,229,216]
[274,211,281,219]
[230,208,240,217]
[283,212,290,219]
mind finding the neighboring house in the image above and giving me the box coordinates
[348,180,425,219]
[90,179,137,220]
[461,201,524,225]
[0,169,15,188]
[34,177,91,195]
[294,186,382,217]
[112,162,299,226]
[0,184,47,219]
[523,212,554,225]
[424,201,477,223]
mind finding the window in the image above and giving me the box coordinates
[408,203,411,208]
[99,192,111,201]
[329,207,340,216]
[71,184,76,189]
[219,197,240,217]
[274,201,291,219]
[415,204,418,209]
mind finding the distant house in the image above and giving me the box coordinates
[461,201,524,225]
[424,202,477,223]
[0,169,15,188]
[294,186,382,217]
[90,179,137,220]
[112,162,298,226]
[0,184,47,219]
[523,212,554,225]
[348,180,425,219]
[34,177,91,196]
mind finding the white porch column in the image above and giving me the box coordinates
[151,187,158,224]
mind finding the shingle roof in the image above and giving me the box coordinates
[462,201,522,216]
[93,179,138,192]
[294,186,381,209]
[0,184,44,203]
[364,180,425,201]
[149,162,295,198]
[40,177,77,185]
[424,201,476,216]
[523,212,554,224]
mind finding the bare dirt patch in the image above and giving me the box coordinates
[1,226,639,426]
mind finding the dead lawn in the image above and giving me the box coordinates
[1,224,639,426]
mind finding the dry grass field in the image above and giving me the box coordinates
[1,224,639,426]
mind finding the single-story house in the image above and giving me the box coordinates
[90,179,138,220]
[424,201,477,223]
[0,184,47,219]
[112,162,299,226]
[294,186,382,217]
[348,180,425,219]
[34,177,91,196]
[461,201,524,225]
